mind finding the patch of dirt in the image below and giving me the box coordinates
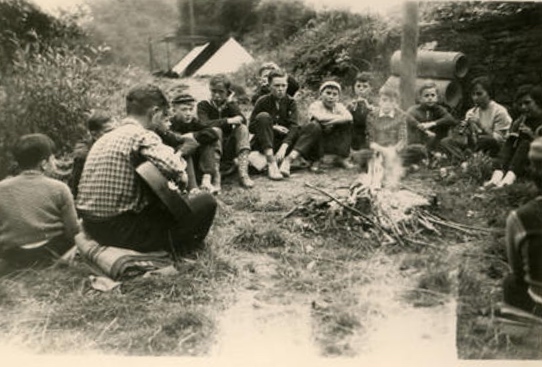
[210,166,461,362]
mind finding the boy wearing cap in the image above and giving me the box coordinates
[499,136,542,322]
[0,134,80,272]
[165,93,221,193]
[306,80,354,172]
[197,74,254,188]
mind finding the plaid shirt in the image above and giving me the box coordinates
[76,118,187,219]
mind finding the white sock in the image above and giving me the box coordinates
[497,171,516,187]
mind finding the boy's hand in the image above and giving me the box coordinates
[395,140,406,152]
[275,144,288,163]
[273,125,289,135]
[227,116,244,125]
[419,121,437,131]
[519,125,535,139]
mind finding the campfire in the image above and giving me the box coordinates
[287,147,495,247]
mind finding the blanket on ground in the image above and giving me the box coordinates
[75,232,173,280]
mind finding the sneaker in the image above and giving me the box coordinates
[268,161,283,181]
[496,171,516,188]
[336,157,354,170]
[483,170,504,189]
[279,159,291,177]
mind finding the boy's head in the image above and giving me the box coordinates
[209,74,231,105]
[378,85,399,114]
[353,72,373,98]
[515,84,542,119]
[171,93,196,123]
[418,82,438,108]
[87,109,115,141]
[259,62,280,86]
[470,76,492,108]
[268,69,288,99]
[13,133,55,170]
[126,84,169,130]
[319,80,341,108]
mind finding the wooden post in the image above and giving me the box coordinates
[148,37,154,73]
[165,39,170,71]
[399,1,419,110]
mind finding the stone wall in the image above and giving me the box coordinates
[418,5,542,116]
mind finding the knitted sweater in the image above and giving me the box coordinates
[0,172,79,250]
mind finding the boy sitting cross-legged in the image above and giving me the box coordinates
[0,134,80,273]
[250,69,318,180]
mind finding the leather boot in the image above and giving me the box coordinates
[237,150,254,188]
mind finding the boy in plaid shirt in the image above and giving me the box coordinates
[77,84,217,256]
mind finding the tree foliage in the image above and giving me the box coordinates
[419,1,540,24]
[0,0,86,75]
[83,0,179,67]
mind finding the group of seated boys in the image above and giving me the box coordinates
[1,61,542,323]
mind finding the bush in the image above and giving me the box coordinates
[0,39,154,178]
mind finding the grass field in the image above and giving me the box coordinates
[2,158,540,361]
[1,78,541,362]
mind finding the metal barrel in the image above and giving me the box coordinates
[390,50,468,79]
[383,76,463,107]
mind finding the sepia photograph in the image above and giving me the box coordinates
[0,0,541,365]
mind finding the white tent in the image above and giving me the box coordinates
[172,37,254,77]
[172,42,209,75]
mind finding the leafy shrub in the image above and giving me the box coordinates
[0,39,154,178]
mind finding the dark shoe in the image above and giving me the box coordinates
[501,274,542,320]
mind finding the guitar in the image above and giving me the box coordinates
[136,160,192,221]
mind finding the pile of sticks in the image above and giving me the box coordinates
[283,182,497,248]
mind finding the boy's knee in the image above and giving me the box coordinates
[254,112,273,125]
[303,121,322,135]
[212,127,223,140]
[191,192,218,215]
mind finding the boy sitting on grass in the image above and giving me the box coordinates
[197,74,254,188]
[499,136,542,322]
[70,110,117,197]
[162,93,221,193]
[0,134,80,273]
[348,72,376,152]
[250,69,319,180]
[406,82,457,154]
[484,85,542,189]
[307,80,354,172]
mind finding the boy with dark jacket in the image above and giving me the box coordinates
[197,74,254,188]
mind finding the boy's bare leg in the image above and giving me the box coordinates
[265,148,283,180]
